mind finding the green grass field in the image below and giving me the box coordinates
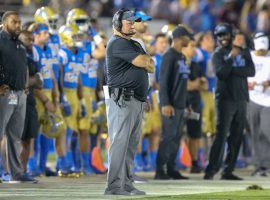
[1,169,270,200]
[133,190,270,200]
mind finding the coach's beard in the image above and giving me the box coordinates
[121,30,136,36]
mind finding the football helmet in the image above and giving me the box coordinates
[161,23,177,38]
[34,6,59,34]
[66,8,90,32]
[59,24,86,48]
[40,112,66,138]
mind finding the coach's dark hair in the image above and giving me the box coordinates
[2,11,18,23]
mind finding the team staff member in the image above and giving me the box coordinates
[105,9,154,195]
[182,38,207,174]
[248,32,270,176]
[204,23,255,180]
[155,24,193,180]
[19,30,43,175]
[0,11,36,183]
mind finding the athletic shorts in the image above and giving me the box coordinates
[64,88,80,132]
[186,102,202,139]
[22,104,38,140]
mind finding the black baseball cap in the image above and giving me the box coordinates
[214,23,232,36]
[172,25,193,39]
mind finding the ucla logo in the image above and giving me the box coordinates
[233,55,245,67]
[65,72,78,83]
[41,66,51,79]
[88,68,97,78]
[178,60,190,79]
[89,59,99,69]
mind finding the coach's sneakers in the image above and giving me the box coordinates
[132,174,148,183]
[125,184,146,195]
[104,188,131,196]
[190,165,202,174]
[204,172,214,180]
[168,170,189,180]
[251,168,268,177]
[1,172,10,183]
[154,170,171,180]
[221,173,243,180]
[9,173,38,184]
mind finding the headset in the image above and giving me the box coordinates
[112,8,130,32]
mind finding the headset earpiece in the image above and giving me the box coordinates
[113,8,129,32]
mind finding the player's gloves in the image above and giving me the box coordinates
[89,27,102,45]
[60,94,71,116]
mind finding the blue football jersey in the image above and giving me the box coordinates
[58,47,89,89]
[48,34,61,80]
[81,41,98,88]
[33,44,57,89]
[193,48,216,92]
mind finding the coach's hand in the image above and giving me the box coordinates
[0,84,9,96]
[161,105,175,117]
[145,58,155,73]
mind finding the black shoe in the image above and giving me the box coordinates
[251,168,268,177]
[45,167,57,177]
[125,185,146,195]
[221,173,243,180]
[154,170,171,180]
[203,173,214,180]
[190,165,202,174]
[168,170,189,180]
[104,188,131,196]
[9,173,38,184]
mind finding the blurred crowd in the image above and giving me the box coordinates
[2,0,270,33]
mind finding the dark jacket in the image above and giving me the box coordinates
[159,47,188,109]
[213,46,255,101]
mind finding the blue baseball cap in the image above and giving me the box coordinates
[134,10,152,21]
